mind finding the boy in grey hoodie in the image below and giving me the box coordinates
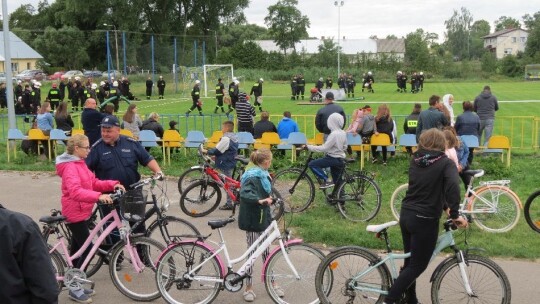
[306,113,348,189]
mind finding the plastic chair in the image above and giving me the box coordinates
[280,132,308,161]
[6,129,26,162]
[183,131,206,156]
[206,130,223,149]
[347,133,368,169]
[308,133,324,145]
[398,134,417,154]
[28,129,51,160]
[254,132,281,150]
[138,130,160,148]
[162,130,184,165]
[120,129,134,138]
[237,132,255,151]
[485,135,511,167]
[49,129,69,155]
[460,135,480,149]
[71,129,85,136]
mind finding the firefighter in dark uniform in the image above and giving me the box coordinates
[396,71,403,92]
[214,78,225,114]
[22,85,33,114]
[290,76,297,100]
[410,72,418,93]
[145,77,153,100]
[186,80,203,116]
[0,83,6,110]
[418,71,425,91]
[403,103,421,155]
[15,80,24,102]
[363,71,375,93]
[59,77,67,101]
[108,81,121,112]
[227,79,239,114]
[296,73,305,100]
[346,74,356,98]
[338,73,346,90]
[325,76,333,89]
[157,75,166,99]
[316,77,324,93]
[47,83,61,111]
[66,77,73,100]
[250,78,264,112]
[89,83,98,100]
[400,72,408,93]
[31,82,41,113]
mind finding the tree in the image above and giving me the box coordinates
[264,0,310,54]
[404,29,431,70]
[311,39,338,68]
[386,34,398,39]
[444,7,473,60]
[494,16,521,31]
[499,54,522,77]
[481,52,497,73]
[523,11,540,59]
[470,20,491,59]
[33,26,90,68]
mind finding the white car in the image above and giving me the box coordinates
[102,70,123,78]
[63,70,84,79]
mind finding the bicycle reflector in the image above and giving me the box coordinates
[124,274,132,283]
[329,261,339,270]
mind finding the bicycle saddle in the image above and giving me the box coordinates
[366,221,398,233]
[208,217,236,229]
[39,215,67,224]
[235,155,249,165]
[463,169,484,178]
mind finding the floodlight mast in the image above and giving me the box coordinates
[334,1,344,78]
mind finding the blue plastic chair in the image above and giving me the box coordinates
[138,130,159,148]
[277,132,308,161]
[460,135,480,149]
[237,132,255,151]
[49,129,69,154]
[184,131,206,155]
[6,129,26,162]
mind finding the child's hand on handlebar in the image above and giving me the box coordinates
[114,184,126,192]
[99,194,114,204]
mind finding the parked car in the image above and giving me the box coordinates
[48,71,65,80]
[63,70,84,79]
[0,72,18,83]
[15,69,47,82]
[83,70,103,78]
[102,70,123,78]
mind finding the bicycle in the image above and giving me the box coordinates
[390,169,522,233]
[179,144,284,221]
[524,189,540,233]
[40,188,166,301]
[314,219,511,304]
[42,175,201,278]
[155,195,330,304]
[272,151,382,222]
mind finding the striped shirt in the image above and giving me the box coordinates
[236,93,256,123]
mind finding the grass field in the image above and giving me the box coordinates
[1,79,540,259]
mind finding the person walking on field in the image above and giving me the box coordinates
[186,80,203,116]
[214,78,226,114]
[250,78,264,113]
[157,75,166,99]
[473,85,499,146]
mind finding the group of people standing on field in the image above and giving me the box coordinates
[396,70,425,93]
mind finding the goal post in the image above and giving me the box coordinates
[203,64,234,97]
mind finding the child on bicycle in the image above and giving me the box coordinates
[306,112,348,189]
[238,149,283,302]
[202,120,239,210]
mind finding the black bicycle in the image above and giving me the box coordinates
[42,175,200,277]
[525,189,540,233]
[272,152,382,222]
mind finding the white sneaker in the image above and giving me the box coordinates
[243,290,256,302]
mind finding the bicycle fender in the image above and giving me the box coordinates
[260,239,303,282]
[157,240,227,276]
[430,256,456,283]
[190,165,203,170]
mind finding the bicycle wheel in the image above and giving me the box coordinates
[146,216,201,244]
[272,168,315,213]
[337,174,382,222]
[264,243,326,304]
[109,236,165,301]
[179,180,222,217]
[524,190,540,233]
[270,186,285,222]
[431,254,511,304]
[470,185,521,233]
[315,246,391,304]
[177,167,204,194]
[390,183,408,221]
[48,246,66,291]
[156,242,222,304]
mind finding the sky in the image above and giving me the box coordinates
[8,0,539,42]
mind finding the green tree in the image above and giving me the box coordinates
[523,11,540,59]
[498,54,522,77]
[264,0,310,54]
[470,20,491,59]
[481,51,497,73]
[404,29,430,70]
[311,39,338,68]
[228,41,266,69]
[218,24,270,48]
[444,7,473,60]
[494,16,521,31]
[33,26,90,69]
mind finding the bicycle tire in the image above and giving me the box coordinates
[431,254,511,304]
[390,183,408,221]
[146,216,201,244]
[179,180,222,217]
[337,174,382,222]
[524,190,540,233]
[270,186,285,222]
[48,245,66,291]
[177,167,205,194]
[272,168,315,213]
[264,243,326,304]
[109,236,165,301]
[315,246,391,304]
[156,242,222,304]
[470,185,521,233]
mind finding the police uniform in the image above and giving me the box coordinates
[47,87,61,110]
[250,80,263,112]
[186,83,203,115]
[214,80,225,113]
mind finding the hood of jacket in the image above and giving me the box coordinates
[223,131,238,143]
[328,112,344,131]
[479,91,492,99]
[413,150,446,168]
[55,152,81,167]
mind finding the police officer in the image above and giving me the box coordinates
[325,76,333,89]
[346,74,356,98]
[47,83,61,111]
[214,78,225,114]
[290,76,297,100]
[296,73,305,100]
[186,80,203,116]
[250,78,264,112]
[403,103,421,155]
[418,71,425,91]
[157,75,166,99]
[145,76,153,100]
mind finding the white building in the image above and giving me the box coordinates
[483,28,528,59]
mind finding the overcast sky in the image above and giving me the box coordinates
[8,0,538,41]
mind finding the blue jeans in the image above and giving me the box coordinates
[479,119,494,146]
[308,156,345,184]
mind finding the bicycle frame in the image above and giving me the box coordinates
[49,206,146,280]
[203,165,240,202]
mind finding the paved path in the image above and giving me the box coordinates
[1,171,538,303]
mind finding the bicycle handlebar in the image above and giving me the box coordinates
[129,173,164,189]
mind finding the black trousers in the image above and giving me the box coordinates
[66,220,93,270]
[385,209,439,303]
[146,87,152,98]
[238,122,254,135]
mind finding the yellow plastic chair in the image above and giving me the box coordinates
[28,129,51,160]
[307,133,324,145]
[206,130,223,149]
[71,129,85,136]
[486,135,511,167]
[162,130,184,165]
[254,132,281,150]
[120,129,134,138]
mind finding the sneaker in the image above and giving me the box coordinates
[319,181,335,189]
[219,204,234,211]
[83,289,96,296]
[383,161,387,166]
[371,158,378,164]
[243,290,256,302]
[69,289,93,303]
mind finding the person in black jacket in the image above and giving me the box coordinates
[0,204,59,303]
[253,111,277,139]
[54,102,75,136]
[14,80,24,101]
[403,103,422,155]
[290,76,297,100]
[0,82,6,110]
[346,74,356,98]
[214,78,226,113]
[47,83,61,111]
[372,104,394,165]
[418,71,425,91]
[315,92,346,137]
[145,76,153,100]
[250,78,264,112]
[22,84,33,114]
[157,75,166,99]
[296,73,306,100]
[383,129,468,304]
[81,98,105,145]
[325,76,333,89]
[186,80,203,116]
[141,112,164,139]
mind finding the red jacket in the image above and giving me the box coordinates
[56,153,119,223]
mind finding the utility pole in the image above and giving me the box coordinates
[334,1,344,78]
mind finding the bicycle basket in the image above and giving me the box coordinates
[120,189,147,222]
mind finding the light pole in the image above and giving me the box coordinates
[103,23,120,73]
[334,0,344,78]
[207,29,218,60]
